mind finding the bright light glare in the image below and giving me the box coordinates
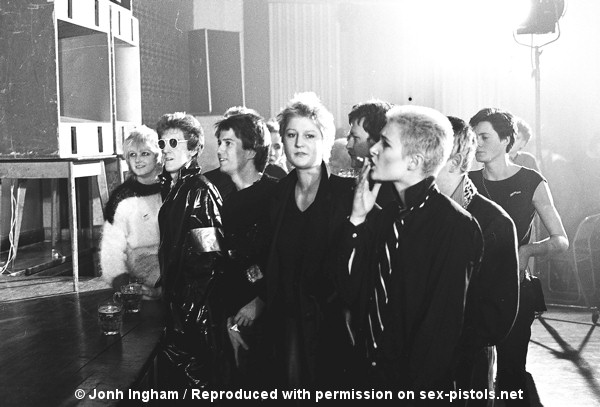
[508,0,533,28]
[373,0,537,56]
[454,0,533,30]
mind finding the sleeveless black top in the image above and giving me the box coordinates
[469,167,545,247]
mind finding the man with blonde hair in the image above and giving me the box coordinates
[337,105,483,393]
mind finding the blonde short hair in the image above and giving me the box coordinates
[277,92,335,163]
[386,105,454,177]
[123,125,161,171]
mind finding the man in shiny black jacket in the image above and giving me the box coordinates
[155,112,226,390]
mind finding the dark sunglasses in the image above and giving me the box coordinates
[158,138,187,149]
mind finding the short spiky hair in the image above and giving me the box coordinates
[215,113,269,172]
[469,108,517,153]
[348,99,393,143]
[276,92,335,162]
[447,116,476,174]
[155,112,204,154]
[386,105,454,177]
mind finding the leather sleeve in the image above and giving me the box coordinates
[182,184,226,277]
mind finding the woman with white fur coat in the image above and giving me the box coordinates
[100,126,163,299]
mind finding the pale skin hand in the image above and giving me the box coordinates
[228,297,265,367]
[518,181,569,279]
[141,285,161,299]
[233,296,265,327]
[349,161,381,226]
[226,316,248,367]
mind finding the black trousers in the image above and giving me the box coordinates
[496,280,536,406]
[455,346,495,407]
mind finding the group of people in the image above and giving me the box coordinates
[100,92,568,406]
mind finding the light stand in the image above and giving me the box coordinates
[513,0,565,286]
[513,28,562,173]
[513,0,565,172]
[534,46,542,171]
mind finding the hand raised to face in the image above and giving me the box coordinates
[350,160,381,225]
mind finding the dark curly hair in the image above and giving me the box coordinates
[348,99,393,143]
[155,112,204,155]
[215,113,269,172]
[469,108,517,153]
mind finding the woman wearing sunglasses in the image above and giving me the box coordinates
[264,92,355,389]
[154,112,226,390]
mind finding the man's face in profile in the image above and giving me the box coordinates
[346,118,372,169]
[369,122,411,183]
[474,121,508,164]
[269,131,284,165]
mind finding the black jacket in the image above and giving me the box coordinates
[264,162,355,386]
[337,177,483,391]
[158,160,225,336]
[220,175,278,315]
[461,193,520,350]
[265,163,355,310]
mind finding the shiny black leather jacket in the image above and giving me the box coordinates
[157,160,225,333]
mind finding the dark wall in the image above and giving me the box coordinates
[189,29,244,115]
[243,0,271,119]
[0,0,59,158]
[133,0,194,127]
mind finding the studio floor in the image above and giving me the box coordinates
[527,306,600,407]
[1,272,599,406]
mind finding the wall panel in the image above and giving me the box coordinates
[134,0,193,126]
[269,1,342,124]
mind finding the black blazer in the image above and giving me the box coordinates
[462,193,520,349]
[264,162,355,312]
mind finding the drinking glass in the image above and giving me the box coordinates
[97,299,123,335]
[115,282,143,313]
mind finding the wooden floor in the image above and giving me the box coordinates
[0,275,111,301]
[528,307,600,407]
[0,239,104,302]
[0,253,598,406]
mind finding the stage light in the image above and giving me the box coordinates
[517,0,565,35]
[508,0,534,29]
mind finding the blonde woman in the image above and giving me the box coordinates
[265,92,355,388]
[100,126,162,299]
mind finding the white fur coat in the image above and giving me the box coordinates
[100,179,162,296]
